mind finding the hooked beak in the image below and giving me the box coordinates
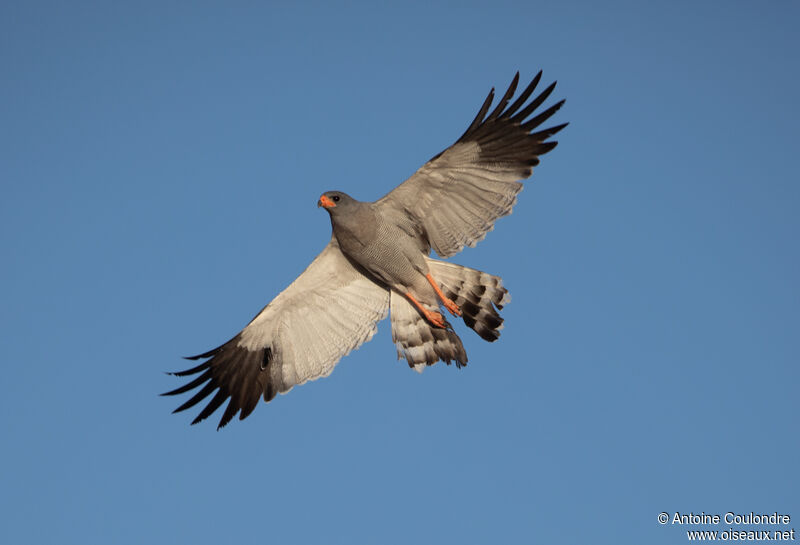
[318,194,336,208]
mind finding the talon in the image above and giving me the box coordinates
[426,274,461,316]
[426,310,446,328]
[442,298,461,317]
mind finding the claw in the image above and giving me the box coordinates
[425,309,446,328]
[405,292,447,328]
[442,298,461,317]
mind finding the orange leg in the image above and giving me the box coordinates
[425,274,461,317]
[405,292,447,328]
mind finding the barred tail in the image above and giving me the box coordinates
[426,258,510,342]
[389,291,467,371]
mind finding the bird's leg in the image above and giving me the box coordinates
[405,292,447,328]
[425,274,461,317]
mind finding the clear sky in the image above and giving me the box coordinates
[1,1,797,544]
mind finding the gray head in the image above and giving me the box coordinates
[317,191,360,216]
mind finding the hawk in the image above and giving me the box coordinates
[164,71,567,428]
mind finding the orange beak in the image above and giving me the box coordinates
[318,194,336,208]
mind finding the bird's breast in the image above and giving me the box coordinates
[333,213,425,290]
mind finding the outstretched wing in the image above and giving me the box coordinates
[163,238,390,429]
[377,71,567,258]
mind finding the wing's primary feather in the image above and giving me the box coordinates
[162,238,390,429]
[377,71,567,258]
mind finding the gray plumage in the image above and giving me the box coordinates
[164,71,566,428]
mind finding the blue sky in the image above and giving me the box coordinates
[1,1,797,544]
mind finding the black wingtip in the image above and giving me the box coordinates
[189,389,229,426]
[184,341,227,361]
[184,351,212,361]
[167,360,210,377]
[511,80,557,123]
[500,70,543,121]
[535,141,559,155]
[549,121,570,133]
[216,414,232,431]
[460,86,496,139]
[486,73,521,123]
[520,98,566,131]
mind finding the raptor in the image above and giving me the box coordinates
[164,71,567,428]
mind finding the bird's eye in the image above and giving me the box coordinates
[332,195,340,202]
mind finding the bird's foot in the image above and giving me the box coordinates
[425,274,461,317]
[405,291,448,328]
[424,309,447,328]
[442,297,461,317]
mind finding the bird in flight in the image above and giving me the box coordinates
[164,71,567,428]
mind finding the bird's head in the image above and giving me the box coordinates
[317,191,357,215]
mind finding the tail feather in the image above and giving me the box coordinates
[390,291,467,371]
[389,260,509,371]
[426,258,509,342]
